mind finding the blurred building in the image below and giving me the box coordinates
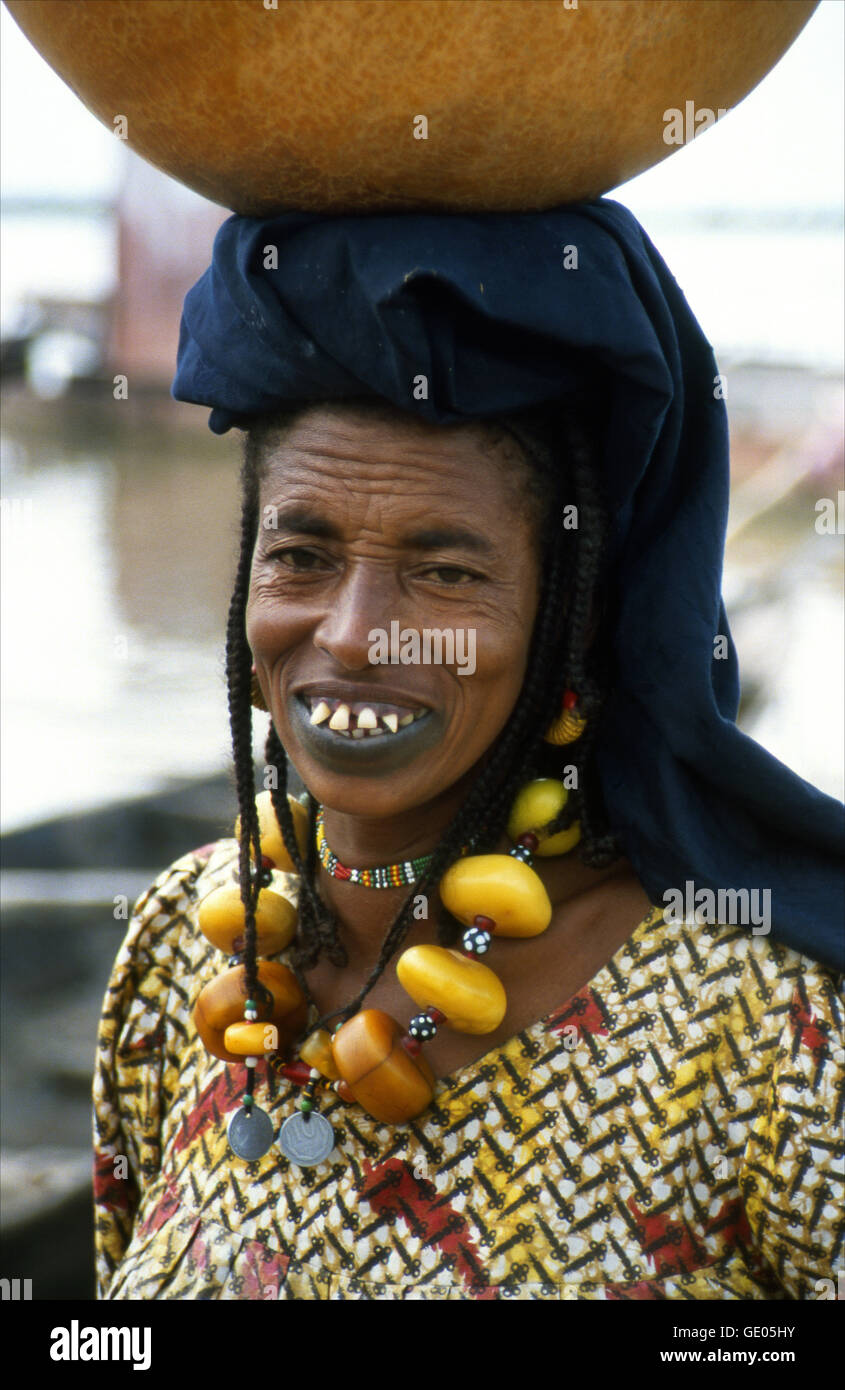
[2,149,227,395]
[109,151,228,386]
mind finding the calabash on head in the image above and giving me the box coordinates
[5,0,816,215]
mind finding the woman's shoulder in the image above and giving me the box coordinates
[625,909,844,1088]
[638,903,841,980]
[97,838,301,1046]
[119,837,299,956]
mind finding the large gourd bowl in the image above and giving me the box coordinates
[5,0,816,214]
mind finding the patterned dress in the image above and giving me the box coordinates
[93,838,844,1300]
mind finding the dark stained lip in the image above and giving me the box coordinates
[287,689,443,773]
[292,680,434,711]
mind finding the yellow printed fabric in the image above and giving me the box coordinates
[92,840,844,1300]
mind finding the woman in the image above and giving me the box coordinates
[93,200,843,1300]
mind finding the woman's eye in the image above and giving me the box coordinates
[422,566,475,585]
[272,548,327,571]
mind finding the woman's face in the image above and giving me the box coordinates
[246,405,543,819]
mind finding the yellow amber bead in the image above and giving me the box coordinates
[439,854,552,937]
[299,1027,340,1080]
[396,945,507,1034]
[223,1021,281,1055]
[197,881,297,955]
[234,791,309,872]
[507,778,581,856]
[332,1009,436,1123]
[538,821,581,856]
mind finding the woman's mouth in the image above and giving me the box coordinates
[288,690,443,773]
[302,694,428,739]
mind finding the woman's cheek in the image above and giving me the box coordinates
[473,608,534,681]
[246,582,309,652]
[455,624,532,746]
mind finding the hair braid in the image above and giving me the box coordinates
[532,425,621,864]
[264,724,348,970]
[226,462,265,1006]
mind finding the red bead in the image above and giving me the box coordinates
[335,865,352,880]
[517,832,539,853]
[563,689,578,710]
[426,1007,447,1027]
[401,1033,422,1056]
[473,915,495,932]
[279,1060,313,1086]
[261,855,275,871]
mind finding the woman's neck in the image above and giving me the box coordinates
[312,765,490,958]
[310,785,632,962]
[316,764,484,868]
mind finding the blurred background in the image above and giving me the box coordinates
[1,1,842,1298]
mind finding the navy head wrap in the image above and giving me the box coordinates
[173,200,844,971]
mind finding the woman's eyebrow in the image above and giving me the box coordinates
[267,507,339,538]
[400,526,495,557]
[267,508,495,556]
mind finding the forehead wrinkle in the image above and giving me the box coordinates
[258,435,543,556]
[264,446,491,490]
[261,455,510,519]
[262,417,527,486]
[262,465,476,513]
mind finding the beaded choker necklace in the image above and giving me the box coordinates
[193,776,582,1168]
[315,804,434,887]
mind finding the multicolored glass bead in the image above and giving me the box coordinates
[315,805,433,887]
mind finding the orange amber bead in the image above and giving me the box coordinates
[299,1027,340,1080]
[331,1009,436,1123]
[194,960,307,1063]
[197,880,297,955]
[234,791,309,872]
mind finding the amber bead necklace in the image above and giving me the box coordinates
[193,696,586,1167]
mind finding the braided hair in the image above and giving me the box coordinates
[226,397,621,1032]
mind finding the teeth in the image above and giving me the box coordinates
[328,704,350,731]
[305,695,428,735]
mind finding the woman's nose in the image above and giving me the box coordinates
[311,563,399,670]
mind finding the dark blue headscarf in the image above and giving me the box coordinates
[173,200,844,971]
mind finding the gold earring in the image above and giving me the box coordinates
[543,689,586,745]
[250,668,268,712]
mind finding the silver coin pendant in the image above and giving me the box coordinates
[227,1105,275,1160]
[278,1110,335,1167]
